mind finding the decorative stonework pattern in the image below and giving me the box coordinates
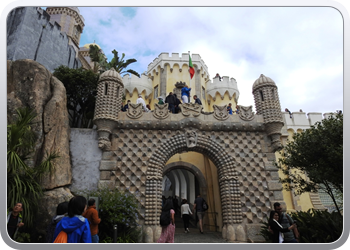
[126,103,144,119]
[239,105,255,121]
[213,105,229,121]
[179,103,203,117]
[153,103,170,119]
[210,131,273,223]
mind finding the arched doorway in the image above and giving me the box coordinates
[143,130,242,242]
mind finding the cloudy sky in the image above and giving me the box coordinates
[75,6,343,115]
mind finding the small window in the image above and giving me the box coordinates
[259,90,264,101]
[202,86,206,100]
[104,83,108,95]
[154,85,159,99]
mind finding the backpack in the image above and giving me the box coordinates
[53,231,67,243]
[159,210,171,226]
[202,199,209,211]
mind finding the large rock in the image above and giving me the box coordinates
[7,59,72,189]
[36,188,74,236]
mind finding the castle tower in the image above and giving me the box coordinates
[252,74,284,151]
[93,68,124,150]
[46,7,85,53]
[145,52,240,112]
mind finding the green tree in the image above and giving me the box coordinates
[88,44,108,73]
[53,65,99,128]
[107,49,140,77]
[7,107,58,227]
[276,112,343,213]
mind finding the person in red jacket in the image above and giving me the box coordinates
[83,198,101,243]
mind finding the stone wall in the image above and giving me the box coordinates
[69,128,102,193]
[7,7,81,73]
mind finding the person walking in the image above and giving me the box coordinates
[83,198,101,243]
[53,196,92,243]
[268,210,296,243]
[157,198,176,243]
[193,194,205,234]
[180,199,192,233]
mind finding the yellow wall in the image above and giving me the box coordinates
[276,129,315,212]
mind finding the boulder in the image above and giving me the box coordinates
[7,59,72,189]
[36,188,74,236]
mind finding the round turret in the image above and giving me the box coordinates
[93,68,124,150]
[252,74,283,151]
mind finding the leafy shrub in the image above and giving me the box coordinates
[79,187,141,243]
[260,209,343,243]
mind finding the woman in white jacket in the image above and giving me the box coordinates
[180,199,192,233]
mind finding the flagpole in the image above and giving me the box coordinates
[188,51,191,100]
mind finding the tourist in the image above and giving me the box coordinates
[83,198,101,243]
[53,196,92,243]
[7,202,24,240]
[123,100,131,112]
[285,108,292,118]
[46,201,68,243]
[227,103,233,115]
[273,202,299,243]
[193,95,202,105]
[180,199,192,233]
[157,198,175,243]
[193,194,205,234]
[158,97,164,104]
[146,104,152,111]
[174,94,181,113]
[137,95,149,112]
[181,85,191,103]
[235,105,240,114]
[268,210,296,243]
[165,92,176,113]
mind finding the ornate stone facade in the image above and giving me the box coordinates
[94,69,284,242]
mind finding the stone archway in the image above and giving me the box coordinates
[143,130,242,242]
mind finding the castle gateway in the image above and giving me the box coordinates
[93,68,284,242]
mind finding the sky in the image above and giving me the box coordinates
[74,6,344,115]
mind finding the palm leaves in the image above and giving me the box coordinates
[7,107,59,227]
[88,46,140,77]
[108,49,140,77]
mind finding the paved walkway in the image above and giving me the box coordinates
[173,211,228,243]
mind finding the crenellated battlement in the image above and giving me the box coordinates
[122,73,153,98]
[206,76,240,101]
[147,52,210,78]
[281,111,334,133]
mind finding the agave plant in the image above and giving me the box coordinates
[7,107,59,227]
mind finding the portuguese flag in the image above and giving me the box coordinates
[189,54,195,79]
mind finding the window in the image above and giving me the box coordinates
[154,85,159,99]
[202,86,206,100]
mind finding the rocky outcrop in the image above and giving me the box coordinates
[7,59,72,189]
[36,187,74,236]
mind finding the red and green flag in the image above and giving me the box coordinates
[189,54,194,79]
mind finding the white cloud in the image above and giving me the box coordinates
[78,6,343,114]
